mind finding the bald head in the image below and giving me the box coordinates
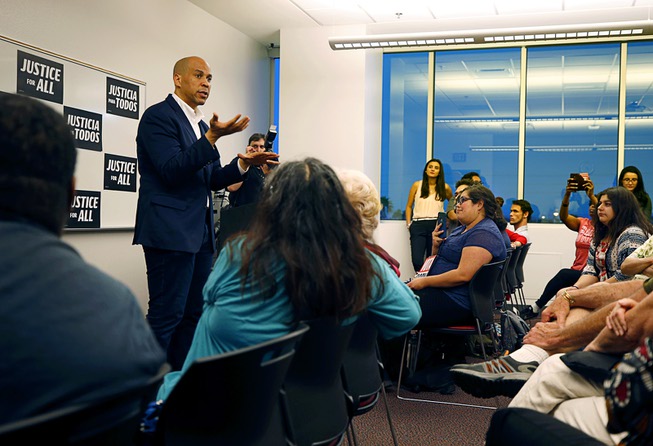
[173,56,206,77]
[173,56,212,109]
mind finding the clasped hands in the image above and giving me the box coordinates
[206,113,280,169]
[605,298,637,337]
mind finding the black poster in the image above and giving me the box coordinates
[104,153,137,192]
[64,106,103,152]
[16,50,64,104]
[67,190,101,229]
[106,77,139,119]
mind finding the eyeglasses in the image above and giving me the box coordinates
[456,196,472,205]
[622,178,638,183]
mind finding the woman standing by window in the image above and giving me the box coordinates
[619,165,652,220]
[405,159,452,272]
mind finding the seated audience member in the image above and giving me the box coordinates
[0,93,165,425]
[493,280,653,445]
[461,171,482,184]
[494,208,521,250]
[452,187,653,397]
[619,165,652,220]
[505,227,528,248]
[338,169,400,276]
[521,177,598,319]
[486,338,653,446]
[339,169,404,382]
[510,199,532,242]
[446,177,476,236]
[156,158,422,401]
[407,184,507,328]
[622,233,653,278]
[453,278,652,399]
[227,132,272,207]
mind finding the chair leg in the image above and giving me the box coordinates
[379,381,399,446]
[347,421,357,446]
[475,322,488,361]
[396,331,496,409]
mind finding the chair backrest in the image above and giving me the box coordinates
[0,363,170,445]
[216,202,256,251]
[504,245,522,292]
[157,324,309,446]
[468,258,508,331]
[495,249,513,307]
[515,242,531,286]
[341,313,382,417]
[281,317,355,446]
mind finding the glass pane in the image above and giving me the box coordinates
[624,41,653,219]
[272,57,280,153]
[433,48,521,218]
[524,43,620,222]
[381,52,429,220]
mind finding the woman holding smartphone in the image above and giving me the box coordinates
[520,177,598,319]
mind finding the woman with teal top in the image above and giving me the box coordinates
[156,158,422,401]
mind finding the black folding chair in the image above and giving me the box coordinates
[514,242,532,310]
[397,259,507,409]
[504,244,523,312]
[0,363,170,445]
[341,313,398,446]
[495,248,513,309]
[156,324,309,446]
[281,317,355,446]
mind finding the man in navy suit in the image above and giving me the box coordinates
[133,56,277,370]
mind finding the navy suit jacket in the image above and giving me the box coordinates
[133,94,243,253]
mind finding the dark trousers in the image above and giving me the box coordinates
[534,268,582,309]
[416,287,474,328]
[144,218,214,371]
[409,219,437,272]
[486,408,604,446]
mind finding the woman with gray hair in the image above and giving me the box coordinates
[338,169,400,276]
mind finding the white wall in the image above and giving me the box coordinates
[0,0,270,311]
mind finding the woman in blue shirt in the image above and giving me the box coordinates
[408,184,507,327]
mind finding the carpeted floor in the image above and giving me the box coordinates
[343,384,511,446]
[345,310,541,446]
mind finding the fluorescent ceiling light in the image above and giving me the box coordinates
[329,20,653,50]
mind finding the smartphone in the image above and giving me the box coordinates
[569,173,587,191]
[436,211,447,234]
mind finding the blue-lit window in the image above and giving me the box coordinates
[271,57,280,153]
[433,48,521,219]
[624,41,653,200]
[381,40,653,223]
[524,44,620,221]
[380,52,429,220]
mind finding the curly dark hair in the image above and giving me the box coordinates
[592,186,653,248]
[0,93,76,234]
[464,184,504,230]
[236,158,382,321]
